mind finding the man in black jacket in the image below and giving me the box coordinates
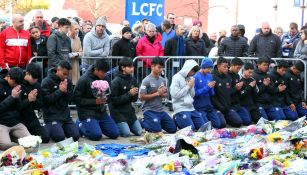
[19,63,49,143]
[164,25,185,56]
[284,61,307,117]
[112,27,136,58]
[252,57,284,121]
[0,68,30,150]
[211,57,243,127]
[109,58,142,137]
[47,18,77,69]
[228,58,252,125]
[41,61,79,142]
[74,59,119,141]
[240,63,262,123]
[218,25,248,57]
[249,22,282,58]
[269,61,298,120]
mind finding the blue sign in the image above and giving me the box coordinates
[125,0,165,26]
[294,0,301,7]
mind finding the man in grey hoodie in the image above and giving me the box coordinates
[170,60,208,130]
[82,17,110,72]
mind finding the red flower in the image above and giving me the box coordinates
[230,131,237,138]
[169,147,175,153]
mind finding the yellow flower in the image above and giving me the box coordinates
[164,164,170,171]
[192,140,200,147]
[267,132,282,142]
[105,173,112,175]
[90,150,101,157]
[169,162,175,171]
[41,151,50,157]
[283,160,290,167]
[31,170,42,175]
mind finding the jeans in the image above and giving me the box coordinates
[117,120,143,137]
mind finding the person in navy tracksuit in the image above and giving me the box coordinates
[211,57,244,127]
[193,57,226,128]
[228,58,252,125]
[284,61,307,117]
[269,61,298,120]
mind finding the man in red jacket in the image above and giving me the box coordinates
[29,11,50,37]
[0,14,32,69]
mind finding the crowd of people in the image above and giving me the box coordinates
[0,11,306,150]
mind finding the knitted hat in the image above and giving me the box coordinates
[95,17,106,27]
[122,27,132,34]
[192,19,202,26]
[201,57,213,69]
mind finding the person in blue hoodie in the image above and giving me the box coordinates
[170,60,207,130]
[193,58,226,129]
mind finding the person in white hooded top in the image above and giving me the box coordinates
[82,17,110,72]
[170,60,208,130]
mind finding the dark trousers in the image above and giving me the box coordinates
[141,110,177,133]
[79,115,120,141]
[24,119,50,143]
[45,120,80,142]
[173,110,207,131]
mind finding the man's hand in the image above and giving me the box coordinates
[208,81,216,88]
[129,87,139,96]
[28,89,38,102]
[12,85,22,98]
[263,77,271,86]
[249,80,256,87]
[59,79,68,93]
[187,78,195,88]
[236,81,244,90]
[278,84,286,92]
[290,103,296,111]
[96,97,107,105]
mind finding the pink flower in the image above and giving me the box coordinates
[91,80,109,94]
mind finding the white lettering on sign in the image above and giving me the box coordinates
[131,2,163,17]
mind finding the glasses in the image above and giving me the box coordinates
[169,17,175,19]
[36,16,43,19]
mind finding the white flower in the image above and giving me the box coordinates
[18,135,42,148]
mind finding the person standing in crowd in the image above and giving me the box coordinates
[294,28,307,59]
[136,23,164,70]
[29,26,48,57]
[170,60,207,130]
[164,25,185,56]
[218,25,248,57]
[109,58,142,137]
[211,57,244,127]
[219,30,227,38]
[285,61,307,117]
[157,13,176,34]
[74,60,120,141]
[50,17,59,34]
[192,19,213,53]
[193,57,226,128]
[0,68,30,150]
[112,27,136,58]
[228,58,252,125]
[238,24,248,41]
[274,26,284,39]
[101,16,112,35]
[19,63,49,143]
[185,26,207,56]
[253,57,285,121]
[29,11,50,37]
[121,20,130,27]
[269,61,298,121]
[41,61,79,142]
[209,36,226,57]
[132,21,144,42]
[160,20,175,48]
[82,23,92,35]
[291,26,307,58]
[0,14,32,69]
[47,18,75,69]
[240,63,262,123]
[281,22,300,58]
[68,21,82,85]
[209,32,218,45]
[82,17,110,72]
[249,22,282,58]
[139,57,177,133]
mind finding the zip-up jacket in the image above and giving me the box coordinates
[239,76,258,107]
[284,69,305,105]
[229,71,242,107]
[0,27,32,68]
[268,69,286,106]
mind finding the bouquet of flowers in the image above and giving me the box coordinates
[91,80,110,98]
[18,136,42,153]
[91,80,110,112]
[0,146,25,167]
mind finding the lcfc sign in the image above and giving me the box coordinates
[125,0,165,26]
